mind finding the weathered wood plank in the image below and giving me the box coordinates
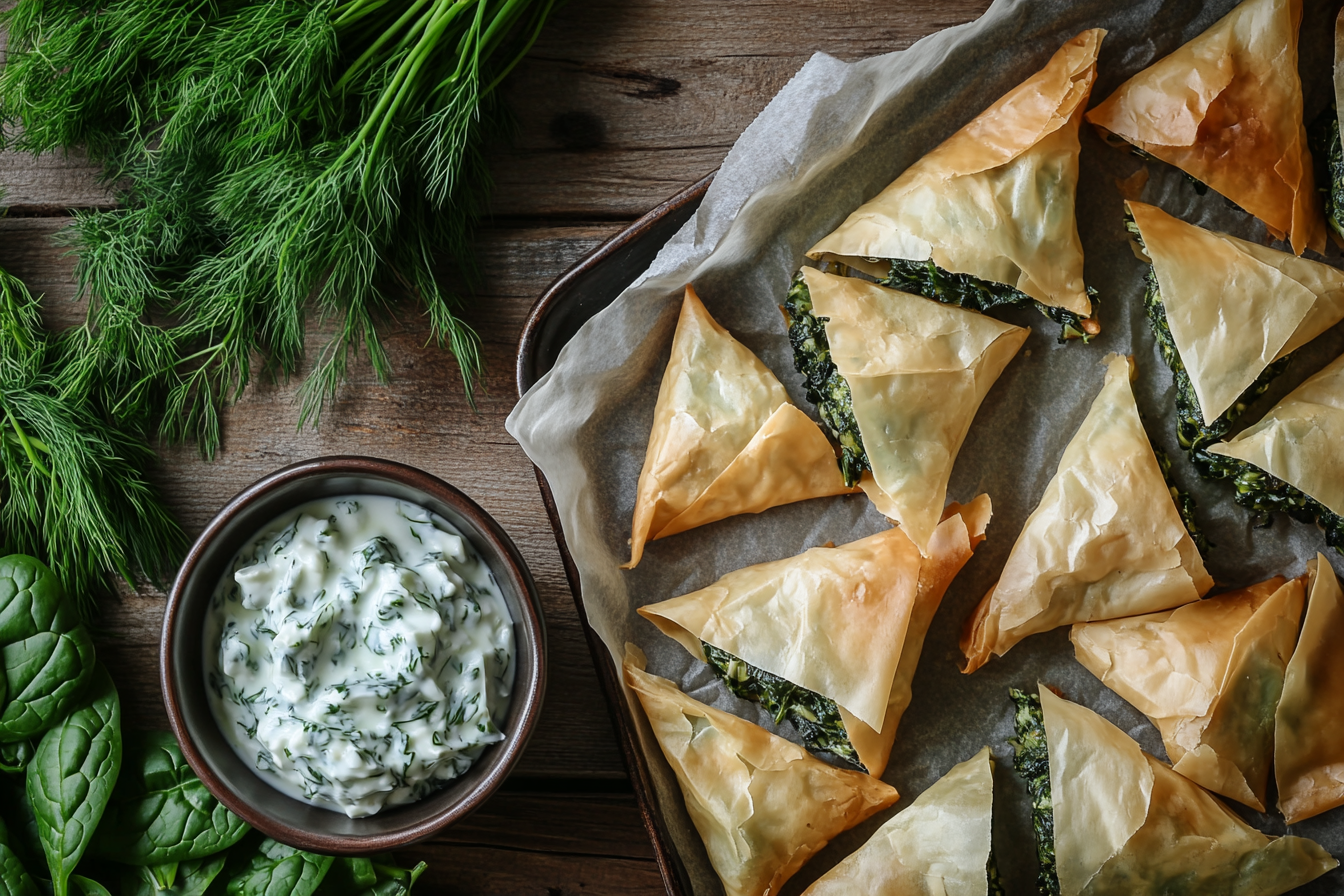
[0,0,991,217]
[0,215,634,780]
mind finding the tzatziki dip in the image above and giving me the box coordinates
[204,495,514,818]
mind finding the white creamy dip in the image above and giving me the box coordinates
[204,495,514,818]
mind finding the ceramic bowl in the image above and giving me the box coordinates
[161,456,546,854]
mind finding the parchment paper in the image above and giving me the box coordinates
[505,1,1344,892]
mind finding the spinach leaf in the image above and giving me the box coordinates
[26,664,121,896]
[1009,688,1058,896]
[0,776,43,881]
[225,839,332,896]
[0,813,41,896]
[0,740,34,774]
[702,642,863,770]
[67,878,109,896]
[89,731,248,865]
[122,855,227,896]
[0,556,96,743]
[316,857,425,896]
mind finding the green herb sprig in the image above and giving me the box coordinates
[0,0,556,457]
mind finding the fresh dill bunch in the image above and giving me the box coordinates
[0,263,185,621]
[0,0,556,457]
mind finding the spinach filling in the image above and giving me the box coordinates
[1194,450,1344,554]
[701,641,864,771]
[987,848,1007,896]
[1134,225,1290,457]
[783,274,870,486]
[1150,440,1209,555]
[880,258,1099,344]
[1309,104,1344,243]
[1010,688,1059,896]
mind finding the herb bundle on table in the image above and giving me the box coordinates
[0,0,557,458]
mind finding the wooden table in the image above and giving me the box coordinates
[0,2,989,892]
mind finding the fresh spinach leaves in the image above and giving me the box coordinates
[0,740,33,775]
[225,839,333,896]
[122,855,228,896]
[0,813,41,896]
[0,555,96,743]
[316,857,427,896]
[26,664,121,896]
[90,731,248,865]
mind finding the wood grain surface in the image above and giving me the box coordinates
[0,1,990,892]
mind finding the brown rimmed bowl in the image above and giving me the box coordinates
[161,455,546,854]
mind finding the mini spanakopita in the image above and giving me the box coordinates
[783,268,1024,554]
[639,496,991,776]
[624,285,853,568]
[1128,200,1344,454]
[1276,555,1344,823]
[1013,687,1336,896]
[1206,349,1344,549]
[622,646,898,896]
[961,355,1212,672]
[1071,576,1305,811]
[801,746,995,896]
[1087,0,1324,255]
[805,29,1103,340]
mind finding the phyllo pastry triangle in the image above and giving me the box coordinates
[1206,349,1344,545]
[805,29,1103,339]
[1087,0,1323,255]
[639,496,991,776]
[622,646,899,896]
[784,268,1024,554]
[801,746,995,896]
[1014,687,1335,896]
[1071,576,1305,810]
[1276,555,1344,823]
[624,285,853,568]
[1128,201,1344,453]
[961,355,1212,672]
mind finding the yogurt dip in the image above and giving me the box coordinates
[204,495,514,818]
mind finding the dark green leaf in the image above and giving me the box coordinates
[0,813,41,896]
[225,839,332,896]
[315,857,425,896]
[0,556,95,742]
[0,776,43,881]
[0,740,34,774]
[66,879,108,896]
[122,854,227,896]
[25,664,121,896]
[90,731,248,865]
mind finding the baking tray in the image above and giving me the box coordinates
[516,171,712,896]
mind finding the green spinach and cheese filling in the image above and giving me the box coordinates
[1310,104,1344,243]
[702,642,863,771]
[782,273,868,486]
[1010,688,1059,896]
[1196,451,1344,554]
[205,495,515,818]
[880,259,1098,343]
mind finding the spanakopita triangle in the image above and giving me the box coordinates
[640,495,991,776]
[623,646,898,896]
[807,28,1103,323]
[624,285,851,568]
[1088,0,1323,254]
[1276,556,1344,823]
[1209,349,1344,519]
[961,355,1211,672]
[1128,201,1344,426]
[799,268,1024,555]
[1039,688,1335,896]
[801,746,994,896]
[1072,576,1304,810]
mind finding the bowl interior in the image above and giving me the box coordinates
[165,461,545,853]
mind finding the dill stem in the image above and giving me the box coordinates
[334,0,437,92]
[482,0,555,93]
[5,409,53,480]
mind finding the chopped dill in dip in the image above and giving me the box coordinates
[204,495,514,818]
